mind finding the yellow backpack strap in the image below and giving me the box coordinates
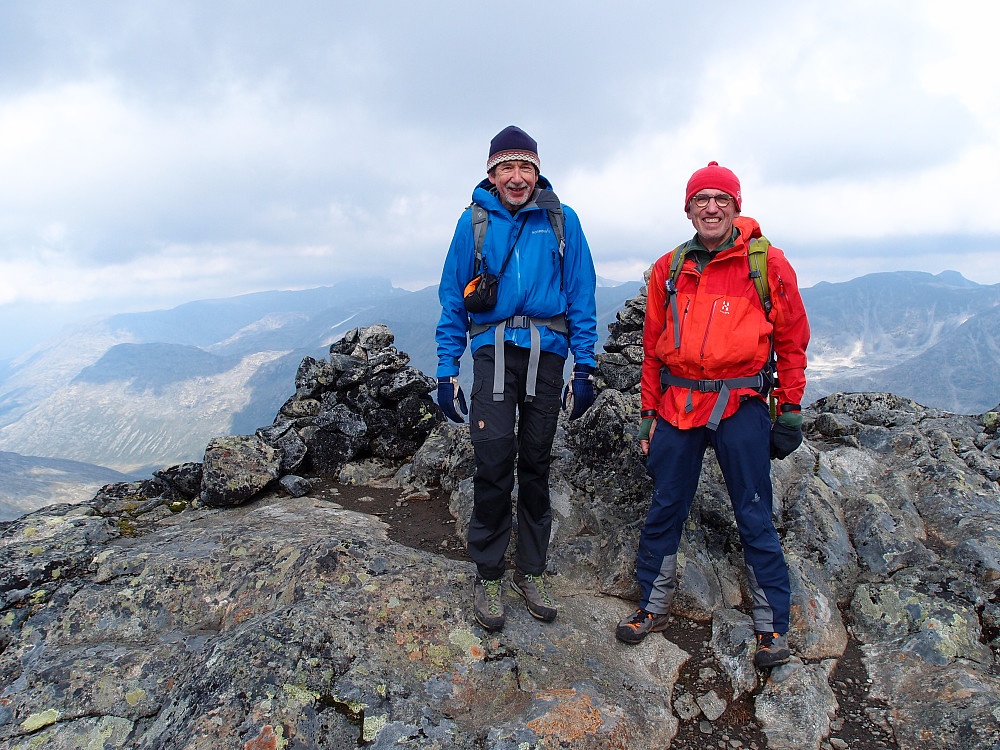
[747,237,772,315]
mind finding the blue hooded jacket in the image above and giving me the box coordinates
[435,176,598,377]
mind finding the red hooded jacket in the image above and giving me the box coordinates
[642,216,810,429]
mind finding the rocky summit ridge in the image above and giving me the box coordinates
[2,287,1000,748]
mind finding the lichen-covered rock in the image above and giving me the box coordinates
[257,422,308,475]
[0,495,691,749]
[200,435,280,507]
[755,659,839,750]
[91,479,176,517]
[709,608,757,700]
[152,462,203,499]
[294,355,338,397]
[278,474,311,497]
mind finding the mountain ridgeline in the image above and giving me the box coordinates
[0,271,997,483]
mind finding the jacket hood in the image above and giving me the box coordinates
[733,216,762,242]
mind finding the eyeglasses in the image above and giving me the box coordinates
[692,193,733,208]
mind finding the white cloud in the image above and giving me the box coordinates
[0,0,998,335]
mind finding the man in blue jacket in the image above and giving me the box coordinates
[435,125,598,631]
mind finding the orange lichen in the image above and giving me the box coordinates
[527,689,604,742]
[243,724,280,750]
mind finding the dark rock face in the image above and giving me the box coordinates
[2,305,1000,750]
[280,324,441,475]
[152,462,203,499]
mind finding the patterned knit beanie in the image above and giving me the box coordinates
[685,161,742,211]
[487,126,540,172]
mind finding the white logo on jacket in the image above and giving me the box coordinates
[721,300,731,314]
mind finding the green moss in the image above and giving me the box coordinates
[118,518,139,537]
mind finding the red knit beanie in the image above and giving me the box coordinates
[685,161,741,211]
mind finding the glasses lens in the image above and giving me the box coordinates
[695,194,730,208]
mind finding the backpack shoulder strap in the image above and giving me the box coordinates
[668,241,690,288]
[546,205,565,289]
[469,202,489,275]
[546,205,565,260]
[747,236,772,315]
[747,235,777,416]
[662,241,690,347]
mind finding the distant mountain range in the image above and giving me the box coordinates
[0,277,641,476]
[801,270,1000,411]
[0,271,997,488]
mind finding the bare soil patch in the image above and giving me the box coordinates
[310,476,466,561]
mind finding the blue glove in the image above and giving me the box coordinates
[561,363,596,420]
[437,376,468,423]
[770,406,803,459]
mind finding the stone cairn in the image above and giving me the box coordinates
[595,271,648,396]
[91,324,442,523]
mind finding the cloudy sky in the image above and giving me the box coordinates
[1,1,997,358]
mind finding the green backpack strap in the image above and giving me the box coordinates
[747,236,772,316]
[747,236,778,417]
[664,241,690,348]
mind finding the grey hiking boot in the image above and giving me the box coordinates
[473,578,505,631]
[615,608,670,644]
[511,571,557,622]
[753,632,791,668]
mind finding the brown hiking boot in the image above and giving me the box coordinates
[511,571,557,622]
[473,578,505,631]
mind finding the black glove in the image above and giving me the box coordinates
[437,376,468,423]
[561,363,596,420]
[770,408,803,460]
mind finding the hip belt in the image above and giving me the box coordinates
[660,368,768,431]
[470,314,568,401]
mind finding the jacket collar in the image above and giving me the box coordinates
[472,175,557,218]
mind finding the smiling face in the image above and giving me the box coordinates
[488,160,538,211]
[686,191,739,250]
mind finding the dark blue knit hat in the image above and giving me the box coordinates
[487,126,540,172]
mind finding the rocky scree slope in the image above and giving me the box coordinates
[2,308,1000,748]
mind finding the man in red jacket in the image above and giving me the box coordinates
[615,162,810,669]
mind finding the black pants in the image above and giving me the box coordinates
[467,344,564,580]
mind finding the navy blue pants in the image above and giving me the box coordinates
[467,344,564,580]
[637,397,790,634]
